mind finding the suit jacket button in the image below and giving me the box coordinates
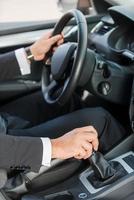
[15,166,20,170]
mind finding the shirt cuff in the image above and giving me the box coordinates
[15,48,31,75]
[41,137,52,167]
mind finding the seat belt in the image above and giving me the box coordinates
[129,78,134,132]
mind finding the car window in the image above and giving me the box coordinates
[0,0,93,23]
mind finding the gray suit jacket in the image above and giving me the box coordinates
[0,51,43,172]
[0,51,21,81]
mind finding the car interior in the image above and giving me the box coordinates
[0,0,134,200]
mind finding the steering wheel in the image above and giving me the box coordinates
[42,9,87,105]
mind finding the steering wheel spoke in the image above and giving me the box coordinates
[44,80,66,104]
[46,80,57,92]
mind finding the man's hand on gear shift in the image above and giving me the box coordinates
[51,126,99,160]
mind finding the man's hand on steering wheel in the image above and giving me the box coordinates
[28,10,88,106]
[29,32,64,61]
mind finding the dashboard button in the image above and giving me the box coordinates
[97,61,106,70]
[98,82,111,96]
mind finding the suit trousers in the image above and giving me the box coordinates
[7,107,126,153]
[0,91,127,153]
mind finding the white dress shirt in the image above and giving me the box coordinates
[15,48,52,166]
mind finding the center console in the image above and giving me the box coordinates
[79,151,134,198]
[22,135,134,200]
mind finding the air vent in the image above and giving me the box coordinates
[98,25,112,35]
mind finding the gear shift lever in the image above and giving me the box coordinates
[88,151,116,180]
[88,151,127,188]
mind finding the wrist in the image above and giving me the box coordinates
[30,45,45,61]
[51,139,61,159]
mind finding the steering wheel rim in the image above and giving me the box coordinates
[42,9,87,105]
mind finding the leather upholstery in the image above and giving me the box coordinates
[88,152,127,188]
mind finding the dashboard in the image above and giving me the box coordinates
[88,6,134,67]
[85,5,134,105]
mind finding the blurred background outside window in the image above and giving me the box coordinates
[0,0,93,22]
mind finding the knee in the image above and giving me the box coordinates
[71,107,112,131]
[79,107,112,135]
[83,107,110,119]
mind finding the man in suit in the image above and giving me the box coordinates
[0,32,127,172]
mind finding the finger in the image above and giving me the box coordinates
[84,132,99,151]
[83,151,93,159]
[81,131,98,142]
[42,31,52,40]
[82,142,93,159]
[79,129,98,151]
[74,155,81,159]
[52,39,64,52]
[82,141,92,152]
[49,35,63,46]
[75,155,83,159]
[92,137,99,151]
[74,147,86,159]
[57,38,64,46]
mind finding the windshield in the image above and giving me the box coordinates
[0,0,92,23]
[0,0,63,22]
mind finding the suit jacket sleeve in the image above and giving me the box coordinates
[0,51,21,81]
[0,135,43,172]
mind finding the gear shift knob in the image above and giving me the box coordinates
[87,151,127,188]
[88,151,115,180]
